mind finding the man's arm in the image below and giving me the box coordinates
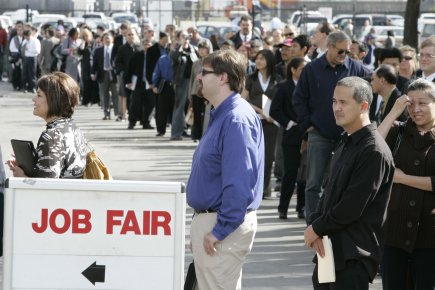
[312,149,392,236]
[292,66,311,133]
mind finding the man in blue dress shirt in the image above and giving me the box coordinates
[186,49,265,290]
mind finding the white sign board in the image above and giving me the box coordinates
[3,178,186,290]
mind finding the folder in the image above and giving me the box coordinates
[10,139,36,177]
[317,235,336,283]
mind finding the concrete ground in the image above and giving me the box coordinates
[0,80,383,289]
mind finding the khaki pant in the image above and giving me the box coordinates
[190,211,257,290]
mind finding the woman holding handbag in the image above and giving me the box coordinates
[377,79,435,290]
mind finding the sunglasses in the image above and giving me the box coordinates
[337,49,351,55]
[201,69,217,76]
[402,56,413,61]
[284,32,295,37]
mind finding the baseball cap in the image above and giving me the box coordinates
[278,38,292,47]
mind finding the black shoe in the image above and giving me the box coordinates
[170,136,183,141]
[115,116,122,122]
[156,133,165,137]
[143,124,155,129]
[278,211,287,219]
[297,211,305,219]
[128,122,135,129]
[102,116,110,120]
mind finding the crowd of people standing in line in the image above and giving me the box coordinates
[0,14,434,289]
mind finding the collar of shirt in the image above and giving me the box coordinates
[210,92,239,121]
[341,123,376,146]
[319,53,351,70]
[105,44,113,53]
[423,71,435,82]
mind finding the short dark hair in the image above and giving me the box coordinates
[286,57,306,80]
[46,27,55,37]
[406,78,435,101]
[336,76,373,107]
[120,22,130,30]
[37,72,80,118]
[23,30,31,37]
[292,34,310,55]
[68,27,79,38]
[379,47,403,63]
[375,64,398,85]
[239,15,252,24]
[319,21,335,35]
[352,40,367,53]
[202,50,247,93]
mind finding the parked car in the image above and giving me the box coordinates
[387,14,404,26]
[3,8,39,23]
[332,14,353,30]
[83,12,106,20]
[289,10,322,27]
[419,19,435,44]
[372,25,404,46]
[111,12,139,30]
[36,18,78,32]
[197,23,239,44]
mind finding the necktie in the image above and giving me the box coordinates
[21,42,27,58]
[104,48,111,70]
[364,45,372,65]
[244,35,247,42]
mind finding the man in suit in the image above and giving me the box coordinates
[377,47,409,94]
[304,77,394,290]
[114,27,139,121]
[91,32,119,120]
[38,27,59,75]
[112,22,130,61]
[230,15,262,50]
[370,64,406,124]
[125,39,154,129]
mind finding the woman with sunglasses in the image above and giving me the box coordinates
[378,79,435,290]
[242,49,282,198]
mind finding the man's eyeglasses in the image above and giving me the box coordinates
[337,49,351,55]
[419,53,435,59]
[201,69,217,76]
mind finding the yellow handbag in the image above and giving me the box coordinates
[83,150,112,180]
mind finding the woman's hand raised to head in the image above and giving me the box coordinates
[391,95,411,119]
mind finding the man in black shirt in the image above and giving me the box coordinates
[304,77,395,289]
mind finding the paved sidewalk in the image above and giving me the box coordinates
[0,80,383,289]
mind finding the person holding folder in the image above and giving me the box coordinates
[6,72,88,178]
[303,77,395,289]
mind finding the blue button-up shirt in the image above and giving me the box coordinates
[152,54,173,86]
[293,54,370,140]
[187,93,264,241]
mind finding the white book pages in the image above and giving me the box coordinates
[317,235,336,283]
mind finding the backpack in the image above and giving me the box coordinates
[83,150,112,180]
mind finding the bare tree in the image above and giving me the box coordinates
[403,0,421,49]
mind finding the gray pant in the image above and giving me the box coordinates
[171,78,189,138]
[99,71,119,117]
[305,130,337,222]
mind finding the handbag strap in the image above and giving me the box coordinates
[392,121,406,157]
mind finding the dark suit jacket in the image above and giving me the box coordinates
[269,79,304,146]
[230,30,262,49]
[396,75,410,94]
[370,87,406,124]
[146,43,164,85]
[114,43,139,77]
[112,34,124,62]
[125,50,146,91]
[77,41,93,81]
[91,46,116,83]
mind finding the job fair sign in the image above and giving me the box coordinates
[3,178,186,290]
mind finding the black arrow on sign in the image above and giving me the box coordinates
[82,261,106,285]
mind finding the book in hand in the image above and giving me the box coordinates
[317,235,336,283]
[10,139,36,177]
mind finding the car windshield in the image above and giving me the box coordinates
[423,24,435,37]
[113,16,137,23]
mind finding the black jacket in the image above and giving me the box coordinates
[370,87,407,124]
[125,50,146,90]
[230,30,262,49]
[269,79,304,146]
[114,42,139,77]
[146,43,165,85]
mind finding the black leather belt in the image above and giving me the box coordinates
[194,208,255,214]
